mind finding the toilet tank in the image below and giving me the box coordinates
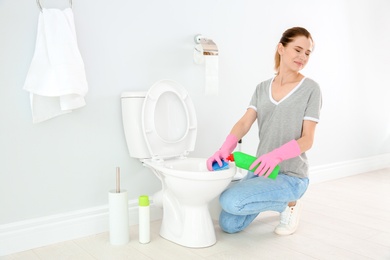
[121,91,150,159]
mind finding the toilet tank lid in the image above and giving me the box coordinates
[121,91,147,98]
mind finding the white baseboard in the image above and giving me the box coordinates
[0,200,162,257]
[1,153,390,256]
[309,153,390,183]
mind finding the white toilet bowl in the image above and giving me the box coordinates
[121,80,235,248]
[144,157,234,247]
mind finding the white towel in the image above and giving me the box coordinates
[23,8,88,123]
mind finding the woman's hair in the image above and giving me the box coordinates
[274,27,313,73]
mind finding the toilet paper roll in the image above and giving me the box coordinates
[109,190,129,245]
[193,44,204,65]
[205,55,219,96]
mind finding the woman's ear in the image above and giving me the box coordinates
[277,43,284,55]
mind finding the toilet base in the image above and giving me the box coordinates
[159,204,216,248]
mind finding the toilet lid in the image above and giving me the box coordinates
[142,79,197,160]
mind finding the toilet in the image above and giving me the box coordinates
[121,79,236,248]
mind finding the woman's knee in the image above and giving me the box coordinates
[219,210,259,234]
[219,189,241,215]
[219,210,241,234]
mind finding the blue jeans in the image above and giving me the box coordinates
[219,172,309,233]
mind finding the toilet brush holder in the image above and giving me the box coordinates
[109,190,129,245]
[108,167,129,245]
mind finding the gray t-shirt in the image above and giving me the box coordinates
[249,76,322,178]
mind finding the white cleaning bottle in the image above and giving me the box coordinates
[138,195,150,244]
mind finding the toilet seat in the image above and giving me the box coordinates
[142,80,197,160]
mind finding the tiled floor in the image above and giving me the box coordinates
[2,168,390,259]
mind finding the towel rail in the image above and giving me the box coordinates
[36,0,73,12]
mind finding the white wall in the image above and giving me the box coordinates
[1,0,390,233]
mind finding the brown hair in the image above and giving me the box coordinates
[274,27,313,73]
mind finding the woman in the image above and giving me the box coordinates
[207,27,322,235]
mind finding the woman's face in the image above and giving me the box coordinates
[279,36,313,72]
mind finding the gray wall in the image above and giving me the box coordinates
[1,0,390,225]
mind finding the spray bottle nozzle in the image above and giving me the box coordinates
[226,154,234,162]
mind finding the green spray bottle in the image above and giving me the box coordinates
[226,151,280,179]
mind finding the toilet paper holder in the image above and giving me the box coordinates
[194,34,218,56]
[194,34,219,95]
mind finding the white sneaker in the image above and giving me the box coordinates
[274,201,302,235]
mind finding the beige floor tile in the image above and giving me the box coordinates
[74,233,151,260]
[299,222,390,259]
[32,241,95,260]
[367,231,390,248]
[0,250,40,260]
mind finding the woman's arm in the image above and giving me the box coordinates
[230,108,257,141]
[249,119,318,177]
[206,108,257,170]
[297,120,318,153]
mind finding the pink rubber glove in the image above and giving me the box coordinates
[249,140,301,177]
[207,134,238,171]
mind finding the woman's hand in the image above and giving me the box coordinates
[250,140,301,177]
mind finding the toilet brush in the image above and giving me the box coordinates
[108,167,129,245]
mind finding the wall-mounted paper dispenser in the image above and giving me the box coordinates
[193,34,219,95]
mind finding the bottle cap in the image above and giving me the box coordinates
[139,195,150,206]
